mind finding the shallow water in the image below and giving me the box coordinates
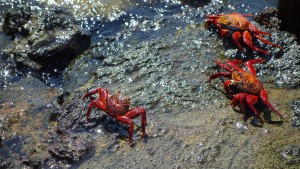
[1,0,300,168]
[0,0,279,88]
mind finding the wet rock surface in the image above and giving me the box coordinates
[47,127,93,164]
[0,0,300,168]
[260,35,300,88]
[223,8,300,88]
[180,0,211,8]
[254,8,281,29]
[2,8,31,36]
[63,21,299,168]
[0,78,95,168]
[254,9,300,88]
[3,7,91,73]
[55,94,108,130]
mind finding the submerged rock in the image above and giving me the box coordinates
[3,8,91,73]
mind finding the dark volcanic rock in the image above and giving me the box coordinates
[57,91,70,106]
[4,8,91,72]
[254,8,281,29]
[55,94,87,129]
[0,157,11,169]
[278,0,300,41]
[261,41,300,88]
[22,158,42,169]
[48,127,93,163]
[252,9,300,88]
[180,0,211,7]
[2,9,31,36]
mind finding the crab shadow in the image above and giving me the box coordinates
[231,102,284,127]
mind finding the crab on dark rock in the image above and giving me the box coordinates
[83,87,147,146]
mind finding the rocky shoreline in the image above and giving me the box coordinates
[0,1,299,168]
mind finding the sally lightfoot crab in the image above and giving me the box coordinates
[82,87,147,145]
[205,12,283,55]
[209,59,283,123]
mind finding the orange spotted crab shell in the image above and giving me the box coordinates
[106,91,130,116]
[232,71,263,95]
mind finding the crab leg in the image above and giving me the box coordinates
[226,60,245,72]
[116,116,135,145]
[245,94,264,123]
[249,23,271,35]
[231,93,247,117]
[208,72,231,82]
[232,31,244,52]
[209,72,233,95]
[117,107,147,145]
[253,34,283,49]
[215,60,233,72]
[83,87,109,121]
[231,92,264,123]
[85,99,106,121]
[242,31,271,55]
[83,87,109,102]
[245,59,265,75]
[259,89,283,119]
[125,107,147,138]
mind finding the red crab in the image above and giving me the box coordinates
[208,59,283,123]
[82,87,147,145]
[205,12,283,55]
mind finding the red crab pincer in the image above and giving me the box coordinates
[82,87,147,145]
[205,12,283,55]
[208,59,283,123]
